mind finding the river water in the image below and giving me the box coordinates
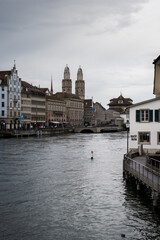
[0,132,160,240]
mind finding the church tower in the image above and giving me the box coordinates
[75,66,85,100]
[62,65,72,94]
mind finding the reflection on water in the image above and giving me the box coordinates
[0,132,160,240]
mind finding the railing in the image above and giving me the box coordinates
[147,157,160,172]
[124,155,160,193]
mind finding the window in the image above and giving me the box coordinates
[157,133,160,144]
[2,94,4,99]
[136,109,153,122]
[2,110,4,116]
[138,132,150,144]
[10,102,12,108]
[2,102,4,107]
[2,86,4,91]
[10,111,12,117]
[141,110,149,121]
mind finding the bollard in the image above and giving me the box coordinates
[91,151,93,159]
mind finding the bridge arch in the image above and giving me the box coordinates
[80,129,94,133]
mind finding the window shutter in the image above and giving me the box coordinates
[149,110,153,122]
[136,110,140,122]
[155,109,159,122]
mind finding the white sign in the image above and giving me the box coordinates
[131,135,137,141]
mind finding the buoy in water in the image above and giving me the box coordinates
[121,234,125,238]
[91,151,93,159]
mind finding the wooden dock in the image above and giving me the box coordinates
[123,154,160,207]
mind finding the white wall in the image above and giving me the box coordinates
[129,99,160,153]
[0,86,7,118]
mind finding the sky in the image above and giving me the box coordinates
[0,0,160,108]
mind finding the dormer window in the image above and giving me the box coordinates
[118,100,123,104]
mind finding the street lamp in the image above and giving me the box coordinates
[126,120,130,154]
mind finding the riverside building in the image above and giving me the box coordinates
[21,81,46,128]
[0,63,21,129]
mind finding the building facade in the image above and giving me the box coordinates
[0,64,21,129]
[153,55,160,97]
[108,94,133,113]
[21,81,46,128]
[75,66,85,100]
[129,97,160,154]
[46,95,66,123]
[84,99,94,126]
[52,92,84,126]
[62,65,72,94]
[0,75,8,129]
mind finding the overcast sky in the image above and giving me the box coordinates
[0,0,160,107]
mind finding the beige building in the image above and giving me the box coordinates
[52,92,84,126]
[93,102,107,126]
[46,95,66,123]
[75,66,85,100]
[84,99,94,126]
[21,81,46,128]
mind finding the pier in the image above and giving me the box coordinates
[123,154,160,207]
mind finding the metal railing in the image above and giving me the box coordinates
[124,155,160,193]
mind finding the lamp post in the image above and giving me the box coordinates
[126,120,130,154]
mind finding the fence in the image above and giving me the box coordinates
[123,155,160,193]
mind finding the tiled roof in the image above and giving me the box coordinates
[21,81,45,96]
[108,94,133,106]
[40,88,49,93]
[46,95,65,102]
[52,92,81,100]
[109,107,124,113]
[94,102,106,111]
[128,96,160,108]
[0,70,11,76]
[0,74,8,86]
[153,55,160,64]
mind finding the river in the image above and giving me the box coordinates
[0,132,160,240]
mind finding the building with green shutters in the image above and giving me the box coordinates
[129,97,160,154]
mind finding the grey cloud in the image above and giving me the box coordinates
[0,0,148,32]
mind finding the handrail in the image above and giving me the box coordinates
[124,155,160,192]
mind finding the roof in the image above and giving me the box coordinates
[46,95,65,103]
[108,94,133,106]
[0,74,8,86]
[108,107,125,113]
[39,88,49,93]
[153,55,160,64]
[128,96,160,109]
[0,70,12,76]
[94,102,106,111]
[21,81,45,96]
[52,92,81,100]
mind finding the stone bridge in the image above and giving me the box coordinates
[74,125,122,133]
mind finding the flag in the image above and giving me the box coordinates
[20,114,24,121]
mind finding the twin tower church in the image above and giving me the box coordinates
[61,65,85,100]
